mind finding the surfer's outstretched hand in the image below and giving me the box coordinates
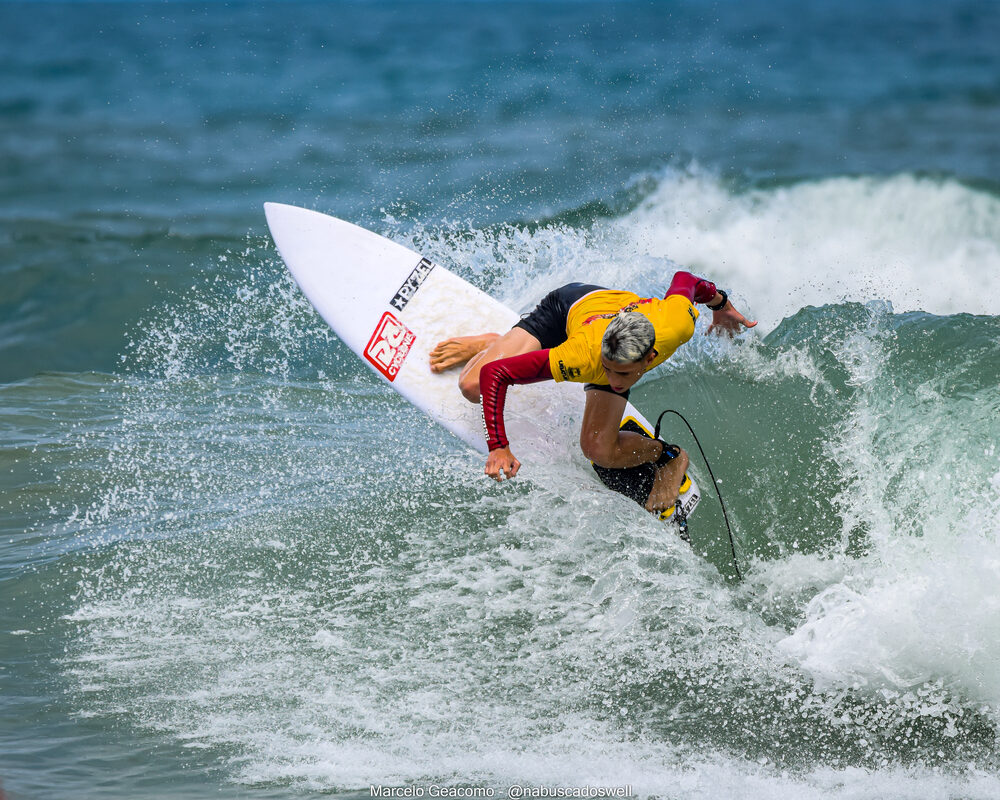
[706,301,757,337]
[485,446,521,481]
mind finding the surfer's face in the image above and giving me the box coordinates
[600,351,656,394]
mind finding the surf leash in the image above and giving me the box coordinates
[653,409,742,581]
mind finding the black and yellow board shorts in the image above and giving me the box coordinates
[592,418,681,505]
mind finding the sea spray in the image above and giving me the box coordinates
[48,195,1000,794]
[618,168,1000,330]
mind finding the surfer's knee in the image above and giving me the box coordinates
[458,373,481,403]
[580,433,615,466]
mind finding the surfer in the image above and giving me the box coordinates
[429,272,756,514]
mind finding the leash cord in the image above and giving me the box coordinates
[653,409,742,581]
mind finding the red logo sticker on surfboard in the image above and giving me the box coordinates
[364,311,416,382]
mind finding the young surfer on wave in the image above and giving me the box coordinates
[429,272,756,514]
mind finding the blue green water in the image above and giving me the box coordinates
[3,2,1000,798]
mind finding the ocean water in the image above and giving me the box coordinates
[3,1,1000,798]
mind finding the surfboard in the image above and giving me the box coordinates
[263,203,699,525]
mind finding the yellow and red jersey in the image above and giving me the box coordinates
[479,271,718,451]
[547,290,700,385]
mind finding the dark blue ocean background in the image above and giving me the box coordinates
[3,2,1000,798]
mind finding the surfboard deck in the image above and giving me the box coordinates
[263,203,699,524]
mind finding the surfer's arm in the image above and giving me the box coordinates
[480,349,553,479]
[666,270,757,335]
[666,270,719,304]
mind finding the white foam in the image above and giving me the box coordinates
[409,169,1000,338]
[770,301,1000,713]
[615,168,1000,331]
[56,183,1000,796]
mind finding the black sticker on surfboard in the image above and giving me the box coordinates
[390,257,435,311]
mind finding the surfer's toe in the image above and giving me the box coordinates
[429,340,468,372]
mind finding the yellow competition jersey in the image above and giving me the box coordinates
[547,290,699,384]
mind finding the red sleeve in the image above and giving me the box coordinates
[666,270,717,304]
[479,349,553,451]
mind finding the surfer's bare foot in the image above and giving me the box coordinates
[429,333,499,373]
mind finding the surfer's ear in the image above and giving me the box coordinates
[645,347,658,365]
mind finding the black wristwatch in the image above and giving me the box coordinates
[706,289,729,311]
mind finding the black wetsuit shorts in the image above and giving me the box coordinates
[514,282,605,348]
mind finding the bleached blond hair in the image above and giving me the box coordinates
[601,311,655,363]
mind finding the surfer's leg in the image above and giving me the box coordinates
[581,387,689,512]
[444,283,600,401]
[579,388,661,467]
[644,448,689,514]
[457,327,542,402]
[429,333,499,373]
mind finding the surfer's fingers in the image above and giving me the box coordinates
[726,304,758,329]
[497,459,520,480]
[485,451,514,481]
[485,456,520,481]
[707,311,757,337]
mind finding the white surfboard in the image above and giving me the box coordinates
[263,203,699,522]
